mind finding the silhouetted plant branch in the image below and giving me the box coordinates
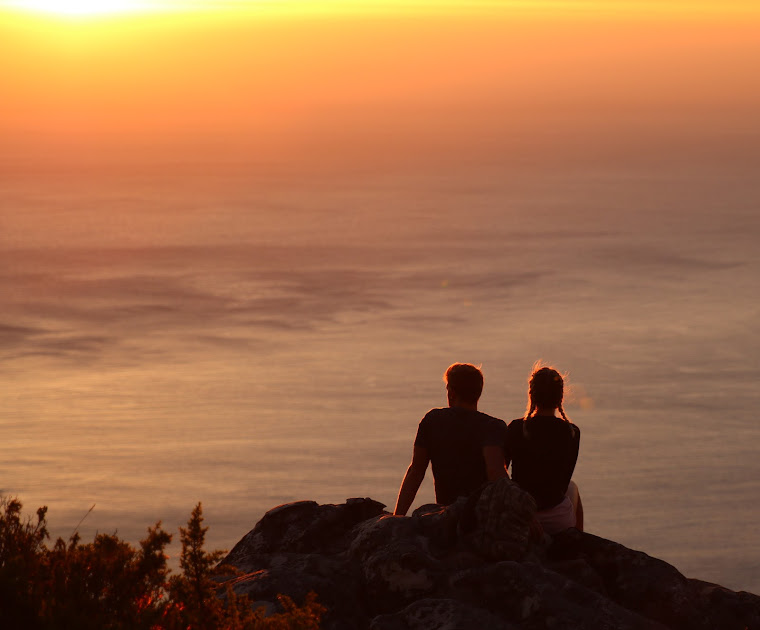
[0,496,325,629]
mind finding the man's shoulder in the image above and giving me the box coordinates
[421,407,450,421]
[425,407,505,421]
[480,411,507,429]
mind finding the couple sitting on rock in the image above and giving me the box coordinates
[394,362,583,536]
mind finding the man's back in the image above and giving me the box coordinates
[393,362,508,516]
[415,407,507,505]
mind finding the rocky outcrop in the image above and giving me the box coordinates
[219,479,760,630]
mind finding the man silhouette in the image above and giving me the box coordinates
[393,363,507,516]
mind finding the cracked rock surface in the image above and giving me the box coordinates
[219,480,760,630]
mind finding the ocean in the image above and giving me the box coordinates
[1,157,759,594]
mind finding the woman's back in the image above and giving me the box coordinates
[504,414,580,510]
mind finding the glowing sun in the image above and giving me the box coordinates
[4,0,160,16]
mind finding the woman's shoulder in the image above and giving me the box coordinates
[568,421,580,440]
[519,415,580,436]
[553,416,580,439]
[506,418,527,439]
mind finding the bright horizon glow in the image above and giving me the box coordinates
[1,0,759,165]
[3,0,159,16]
[2,0,760,21]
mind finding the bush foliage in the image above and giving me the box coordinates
[0,497,324,629]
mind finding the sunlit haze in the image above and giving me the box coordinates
[2,0,157,16]
[2,0,760,597]
[1,0,758,179]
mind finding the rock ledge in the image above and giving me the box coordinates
[219,481,759,630]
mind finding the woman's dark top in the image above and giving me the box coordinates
[504,415,580,510]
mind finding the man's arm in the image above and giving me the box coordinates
[483,445,508,482]
[393,445,429,516]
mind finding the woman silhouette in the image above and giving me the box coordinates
[505,364,583,534]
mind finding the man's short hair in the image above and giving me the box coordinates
[444,363,484,405]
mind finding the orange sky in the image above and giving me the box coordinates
[2,1,759,171]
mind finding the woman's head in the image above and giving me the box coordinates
[525,363,570,421]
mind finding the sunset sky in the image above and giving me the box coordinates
[0,0,760,180]
[2,0,759,174]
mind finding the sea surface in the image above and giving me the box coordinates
[1,159,759,594]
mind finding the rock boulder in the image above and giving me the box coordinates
[219,481,760,630]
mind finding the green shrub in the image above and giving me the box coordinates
[0,496,324,630]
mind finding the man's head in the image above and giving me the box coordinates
[444,363,484,408]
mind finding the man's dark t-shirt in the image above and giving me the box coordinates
[414,407,507,506]
[504,415,580,510]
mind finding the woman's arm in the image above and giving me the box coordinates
[483,445,508,481]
